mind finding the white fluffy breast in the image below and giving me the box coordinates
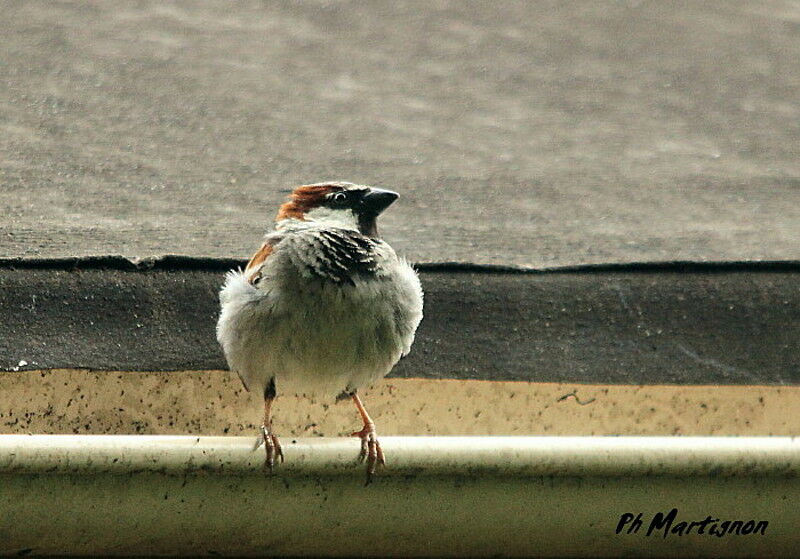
[216,237,423,400]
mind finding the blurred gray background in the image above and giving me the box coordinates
[2,0,798,267]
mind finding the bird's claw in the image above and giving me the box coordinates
[351,423,385,485]
[255,425,283,472]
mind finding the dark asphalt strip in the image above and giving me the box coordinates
[0,260,798,384]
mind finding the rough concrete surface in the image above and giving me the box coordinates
[2,371,798,437]
[1,1,799,266]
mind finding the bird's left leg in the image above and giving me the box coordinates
[253,379,283,471]
[350,392,385,484]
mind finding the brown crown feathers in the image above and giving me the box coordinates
[248,183,348,283]
[275,183,348,221]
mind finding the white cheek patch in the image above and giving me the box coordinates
[304,207,359,230]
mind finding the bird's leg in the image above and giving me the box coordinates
[350,392,385,484]
[253,381,283,472]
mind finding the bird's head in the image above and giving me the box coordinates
[276,181,399,238]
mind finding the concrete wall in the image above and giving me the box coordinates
[3,370,798,437]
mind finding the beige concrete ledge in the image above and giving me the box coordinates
[1,370,799,436]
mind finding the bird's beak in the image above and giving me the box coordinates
[361,188,399,215]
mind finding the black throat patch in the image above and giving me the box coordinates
[358,213,379,238]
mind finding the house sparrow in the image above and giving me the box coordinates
[216,182,423,483]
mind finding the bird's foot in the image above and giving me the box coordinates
[351,422,385,485]
[253,425,283,472]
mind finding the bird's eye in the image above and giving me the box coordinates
[330,191,347,204]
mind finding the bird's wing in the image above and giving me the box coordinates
[289,228,380,285]
[244,234,282,285]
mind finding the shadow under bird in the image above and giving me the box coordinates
[216,182,424,483]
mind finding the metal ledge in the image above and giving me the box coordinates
[2,435,800,477]
[1,436,799,556]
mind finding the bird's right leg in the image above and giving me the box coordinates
[253,379,283,471]
[349,392,385,485]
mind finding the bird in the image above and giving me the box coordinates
[216,181,423,483]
